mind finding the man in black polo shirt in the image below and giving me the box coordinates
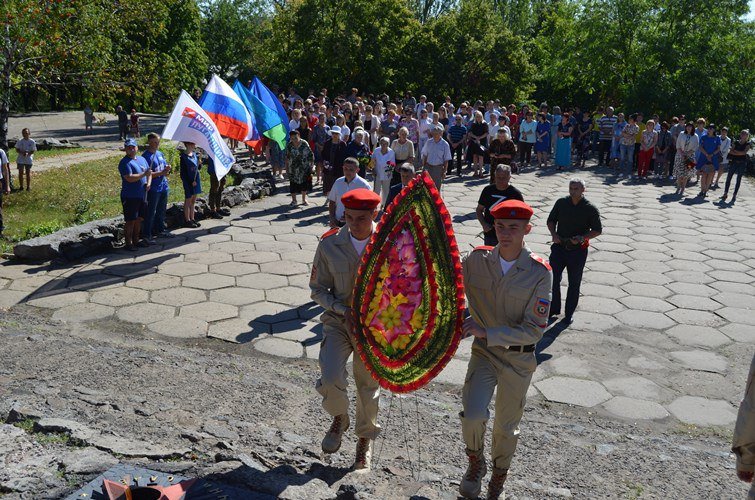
[547,178,602,324]
[476,165,524,246]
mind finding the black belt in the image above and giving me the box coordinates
[504,344,535,353]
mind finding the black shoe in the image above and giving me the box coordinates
[219,208,231,216]
[562,316,573,325]
[191,220,201,228]
[209,211,223,219]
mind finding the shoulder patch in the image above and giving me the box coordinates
[531,253,552,271]
[473,245,495,252]
[320,228,339,240]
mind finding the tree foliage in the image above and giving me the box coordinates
[2,0,754,147]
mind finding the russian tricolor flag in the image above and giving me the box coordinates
[199,74,259,146]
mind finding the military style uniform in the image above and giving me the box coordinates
[310,226,381,441]
[462,244,552,471]
[733,353,755,499]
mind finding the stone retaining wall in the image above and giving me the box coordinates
[13,173,276,262]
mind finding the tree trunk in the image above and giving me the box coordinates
[1,65,11,151]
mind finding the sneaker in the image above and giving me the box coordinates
[191,221,201,228]
[219,208,231,216]
[459,449,487,499]
[321,414,350,454]
[209,211,223,219]
[487,467,508,500]
[353,437,372,471]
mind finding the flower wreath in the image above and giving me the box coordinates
[351,171,465,393]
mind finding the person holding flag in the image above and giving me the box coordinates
[179,142,202,228]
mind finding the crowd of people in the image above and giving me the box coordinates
[260,90,751,210]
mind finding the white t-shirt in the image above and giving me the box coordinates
[15,138,37,165]
[327,175,371,221]
[371,148,396,182]
[499,256,517,275]
[0,149,8,174]
[288,119,300,131]
[350,233,370,255]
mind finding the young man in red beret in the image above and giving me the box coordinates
[310,188,382,471]
[459,199,553,500]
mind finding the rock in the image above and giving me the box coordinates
[0,424,63,493]
[5,403,43,423]
[33,417,96,441]
[13,216,123,261]
[87,433,189,459]
[202,422,239,441]
[37,138,80,149]
[61,447,118,474]
[279,478,337,500]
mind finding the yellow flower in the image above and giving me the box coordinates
[410,310,424,332]
[378,262,390,281]
[379,306,401,330]
[389,293,408,308]
[391,334,411,350]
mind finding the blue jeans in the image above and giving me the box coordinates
[619,144,634,173]
[144,189,168,237]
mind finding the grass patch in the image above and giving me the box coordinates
[1,143,212,254]
[6,147,92,163]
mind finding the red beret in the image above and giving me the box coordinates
[490,199,533,220]
[341,188,381,211]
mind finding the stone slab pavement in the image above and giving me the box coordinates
[7,110,168,150]
[2,162,755,429]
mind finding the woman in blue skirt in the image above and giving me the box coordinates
[555,113,574,170]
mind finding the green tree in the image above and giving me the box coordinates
[200,0,267,79]
[0,0,110,148]
[260,0,418,95]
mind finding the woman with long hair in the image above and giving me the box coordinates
[555,113,573,171]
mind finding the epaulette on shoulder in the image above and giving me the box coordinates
[320,228,339,240]
[531,253,552,271]
[473,245,495,252]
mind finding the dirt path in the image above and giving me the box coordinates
[26,149,124,173]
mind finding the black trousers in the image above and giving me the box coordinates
[598,140,612,165]
[724,161,747,198]
[519,142,533,165]
[549,244,588,318]
[209,174,227,211]
[0,190,4,233]
[450,143,464,175]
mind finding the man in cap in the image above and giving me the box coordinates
[118,139,152,251]
[310,188,383,471]
[321,125,347,197]
[421,123,452,189]
[459,199,553,500]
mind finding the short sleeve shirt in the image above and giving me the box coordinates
[327,175,371,221]
[118,155,148,199]
[478,184,525,226]
[547,196,602,243]
[15,138,37,165]
[142,150,169,192]
[371,148,396,182]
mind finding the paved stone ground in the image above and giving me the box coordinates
[8,110,168,149]
[2,162,754,430]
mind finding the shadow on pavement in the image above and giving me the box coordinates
[535,320,570,365]
[206,462,351,499]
